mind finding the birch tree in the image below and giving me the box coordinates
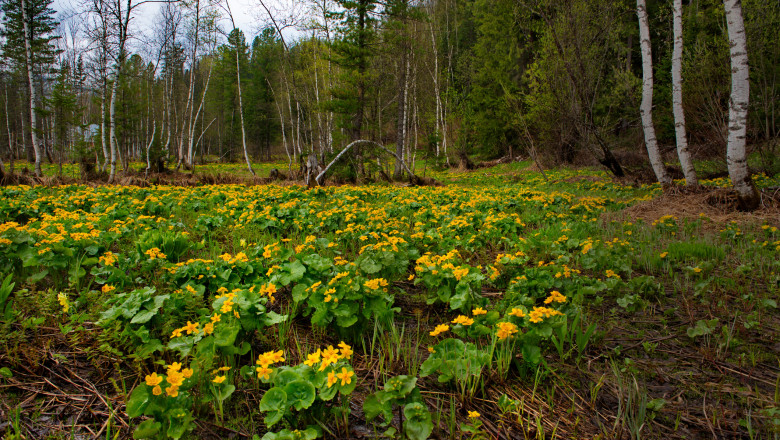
[723,0,759,210]
[1,0,59,177]
[221,0,255,175]
[671,0,698,187]
[637,0,671,186]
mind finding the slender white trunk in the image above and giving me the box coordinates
[394,52,408,179]
[723,0,759,209]
[144,120,156,178]
[672,0,698,187]
[100,81,109,171]
[20,0,42,177]
[5,88,13,170]
[268,78,291,174]
[637,0,671,186]
[187,60,212,167]
[108,68,120,182]
[235,38,254,176]
[429,19,442,157]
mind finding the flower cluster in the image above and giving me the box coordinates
[255,350,285,380]
[145,363,193,397]
[144,247,167,260]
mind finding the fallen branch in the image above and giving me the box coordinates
[315,139,421,186]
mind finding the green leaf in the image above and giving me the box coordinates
[132,419,161,439]
[403,402,433,440]
[359,257,382,274]
[363,392,392,424]
[136,339,163,359]
[166,408,193,439]
[283,380,316,410]
[216,384,236,401]
[259,388,287,427]
[292,284,309,303]
[130,309,157,324]
[126,385,151,418]
[213,321,239,347]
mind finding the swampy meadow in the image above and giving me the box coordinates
[1,161,779,439]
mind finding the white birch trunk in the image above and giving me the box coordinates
[672,0,698,187]
[724,0,759,209]
[235,36,254,176]
[100,81,109,171]
[20,0,42,177]
[637,0,671,186]
[187,60,212,168]
[108,64,120,182]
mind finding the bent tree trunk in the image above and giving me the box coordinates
[637,0,671,186]
[672,0,698,187]
[723,0,759,210]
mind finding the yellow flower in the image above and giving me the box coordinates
[337,367,353,386]
[659,252,668,258]
[203,322,214,335]
[183,321,199,335]
[468,411,480,419]
[181,368,193,379]
[429,324,449,336]
[327,371,338,387]
[256,366,273,380]
[451,315,474,326]
[544,290,566,304]
[472,307,487,316]
[165,386,179,397]
[167,370,185,387]
[57,292,69,313]
[320,346,340,370]
[693,267,702,273]
[304,350,322,367]
[167,362,182,372]
[212,376,226,384]
[152,385,162,396]
[338,342,353,360]
[269,350,285,363]
[509,308,526,318]
[452,267,469,281]
[101,284,115,293]
[145,372,163,387]
[496,322,519,340]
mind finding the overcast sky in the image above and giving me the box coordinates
[52,0,304,54]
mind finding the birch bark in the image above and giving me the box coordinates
[723,0,760,209]
[637,0,671,186]
[20,0,42,177]
[672,0,698,186]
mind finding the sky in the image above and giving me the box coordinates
[52,0,304,55]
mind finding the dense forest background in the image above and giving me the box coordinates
[0,0,778,179]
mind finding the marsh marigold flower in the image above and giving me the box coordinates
[429,324,449,336]
[496,322,519,340]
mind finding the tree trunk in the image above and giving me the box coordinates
[108,72,120,182]
[235,35,255,176]
[637,0,671,186]
[394,49,408,180]
[187,60,212,169]
[724,0,759,210]
[20,0,42,177]
[672,0,698,187]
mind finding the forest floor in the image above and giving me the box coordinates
[1,160,779,439]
